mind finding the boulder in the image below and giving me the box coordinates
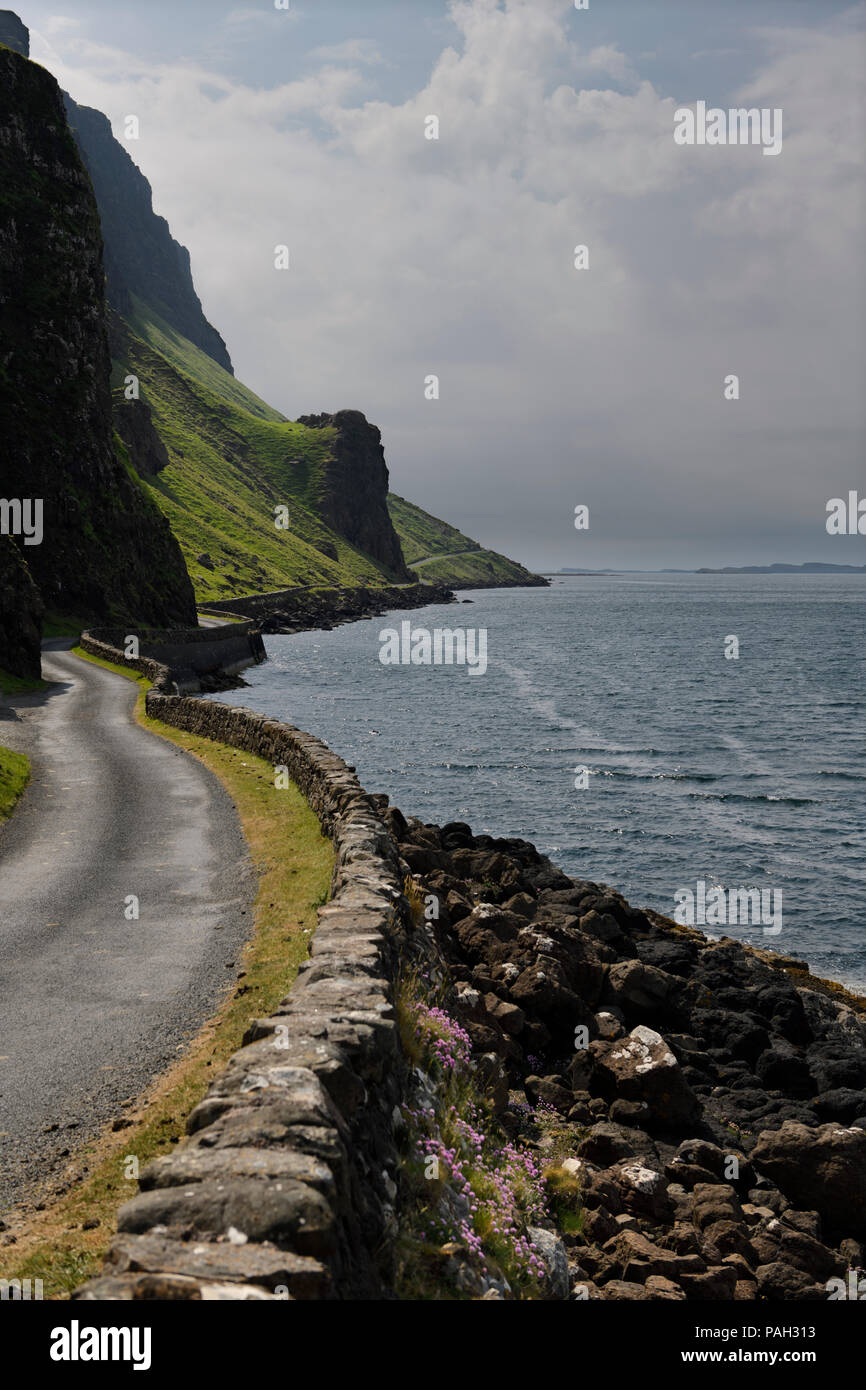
[606,961,676,1016]
[528,1227,569,1299]
[752,1121,866,1238]
[593,1026,699,1129]
[754,1262,826,1301]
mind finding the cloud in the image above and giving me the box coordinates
[29,0,866,568]
[42,16,81,35]
[309,38,385,67]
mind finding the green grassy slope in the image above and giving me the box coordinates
[387,494,481,565]
[113,305,544,600]
[388,494,545,588]
[111,316,401,601]
[128,298,284,423]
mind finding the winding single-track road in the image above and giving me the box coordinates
[0,641,252,1212]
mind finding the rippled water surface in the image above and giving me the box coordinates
[209,574,866,990]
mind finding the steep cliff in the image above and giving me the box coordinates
[63,94,233,375]
[297,411,413,581]
[9,10,544,598]
[0,42,196,628]
[0,537,42,680]
[0,7,26,55]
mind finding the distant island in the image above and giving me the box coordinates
[696,562,866,574]
[554,563,866,575]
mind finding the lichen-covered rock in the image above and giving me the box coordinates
[593,1025,699,1129]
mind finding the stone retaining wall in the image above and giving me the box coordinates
[74,679,412,1301]
[80,623,266,694]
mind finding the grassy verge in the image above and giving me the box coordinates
[0,647,334,1298]
[41,613,87,639]
[0,744,30,819]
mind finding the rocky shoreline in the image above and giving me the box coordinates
[200,581,458,634]
[65,603,866,1302]
[386,805,866,1300]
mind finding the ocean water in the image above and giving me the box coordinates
[207,574,866,992]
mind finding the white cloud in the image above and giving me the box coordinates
[309,38,385,67]
[29,0,866,567]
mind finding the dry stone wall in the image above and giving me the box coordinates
[80,624,266,694]
[73,647,413,1300]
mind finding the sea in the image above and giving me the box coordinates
[206,574,866,992]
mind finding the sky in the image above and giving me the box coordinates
[17,0,866,571]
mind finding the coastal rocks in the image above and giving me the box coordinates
[204,581,457,633]
[528,1227,569,1299]
[751,1122,866,1238]
[592,1026,700,1129]
[605,961,677,1018]
[391,810,866,1300]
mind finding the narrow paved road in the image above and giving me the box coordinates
[411,548,482,569]
[0,642,252,1212]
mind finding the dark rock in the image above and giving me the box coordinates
[592,1026,699,1129]
[755,1045,814,1096]
[754,1262,826,1301]
[752,1121,866,1238]
[0,48,197,627]
[811,1088,866,1124]
[525,1075,573,1115]
[605,961,677,1016]
[117,1178,335,1257]
[577,1123,660,1168]
[691,1184,745,1231]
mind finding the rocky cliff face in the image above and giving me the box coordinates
[0,7,27,55]
[0,538,42,679]
[296,411,414,580]
[0,41,196,628]
[63,95,233,375]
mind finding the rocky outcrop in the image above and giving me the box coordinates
[202,580,456,632]
[0,8,27,55]
[63,94,233,373]
[113,396,171,477]
[0,537,42,678]
[296,412,414,581]
[0,40,196,628]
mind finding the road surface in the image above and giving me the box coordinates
[0,642,252,1211]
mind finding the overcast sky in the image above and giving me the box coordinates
[20,0,866,570]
